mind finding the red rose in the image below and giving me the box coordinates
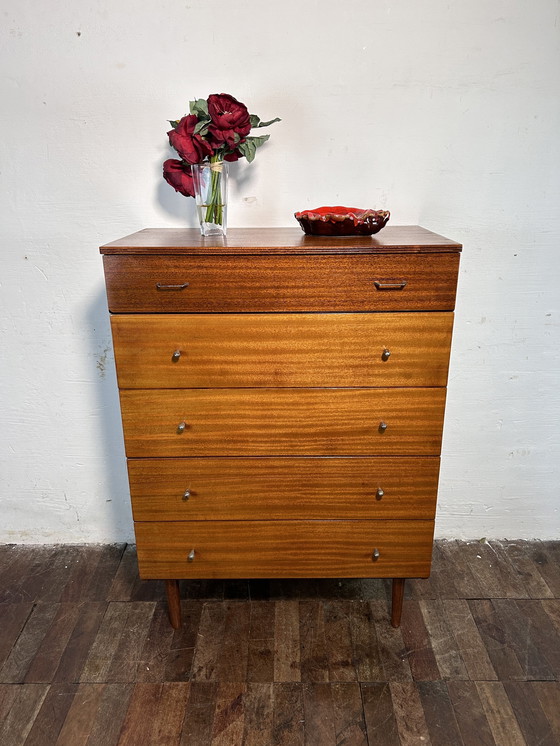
[207,93,251,137]
[168,114,214,164]
[163,159,194,197]
[224,149,242,162]
[207,125,241,150]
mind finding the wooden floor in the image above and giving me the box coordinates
[0,541,559,745]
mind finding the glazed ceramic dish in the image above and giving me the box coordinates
[294,206,390,236]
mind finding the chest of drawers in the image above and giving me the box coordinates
[100,226,461,628]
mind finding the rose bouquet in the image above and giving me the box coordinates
[163,93,280,235]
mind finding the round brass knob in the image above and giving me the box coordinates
[379,421,388,433]
[376,488,384,499]
[177,421,187,433]
[381,348,391,361]
[187,549,195,562]
[372,548,380,561]
[182,490,191,501]
[172,350,181,362]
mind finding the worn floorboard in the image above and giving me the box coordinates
[0,540,558,744]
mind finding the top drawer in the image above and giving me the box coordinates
[103,253,459,313]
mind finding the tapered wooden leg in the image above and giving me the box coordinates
[391,578,406,628]
[165,579,181,629]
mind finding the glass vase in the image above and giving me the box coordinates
[192,160,229,237]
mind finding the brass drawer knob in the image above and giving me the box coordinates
[376,488,384,500]
[372,548,380,561]
[378,421,388,433]
[182,490,191,501]
[177,421,188,434]
[381,348,391,361]
[172,350,181,362]
[187,549,195,562]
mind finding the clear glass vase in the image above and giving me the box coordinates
[192,160,229,237]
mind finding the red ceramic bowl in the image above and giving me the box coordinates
[294,206,390,236]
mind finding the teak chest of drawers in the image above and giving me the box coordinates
[100,226,461,628]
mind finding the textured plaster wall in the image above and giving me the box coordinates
[1,0,559,542]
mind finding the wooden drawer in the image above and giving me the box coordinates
[112,312,453,389]
[103,253,459,312]
[134,519,435,579]
[120,388,446,457]
[128,456,440,521]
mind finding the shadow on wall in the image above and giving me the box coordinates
[87,286,134,541]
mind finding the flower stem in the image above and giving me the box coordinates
[205,157,224,226]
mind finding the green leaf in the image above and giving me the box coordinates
[249,114,261,128]
[233,132,241,144]
[168,120,180,129]
[189,98,209,117]
[238,135,270,163]
[250,134,270,148]
[255,117,281,128]
[238,139,257,163]
[193,119,210,136]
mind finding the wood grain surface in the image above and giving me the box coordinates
[133,520,435,579]
[127,456,440,521]
[103,253,459,312]
[111,312,453,389]
[120,387,446,458]
[100,226,462,254]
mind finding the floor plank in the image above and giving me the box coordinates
[476,681,526,746]
[24,683,78,745]
[361,683,400,746]
[503,681,557,746]
[417,681,463,746]
[299,600,329,683]
[532,682,560,743]
[272,683,304,746]
[390,681,432,745]
[400,600,440,681]
[274,601,301,683]
[419,599,469,680]
[447,680,495,746]
[242,683,274,746]
[0,604,59,683]
[331,682,367,745]
[55,682,106,746]
[369,600,412,681]
[302,683,336,745]
[0,684,49,746]
[247,601,275,684]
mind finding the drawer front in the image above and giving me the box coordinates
[120,388,446,457]
[128,457,440,521]
[134,520,435,579]
[112,313,453,389]
[104,254,459,312]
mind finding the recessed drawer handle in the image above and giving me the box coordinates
[156,282,190,291]
[373,280,407,290]
[378,421,388,433]
[372,548,380,561]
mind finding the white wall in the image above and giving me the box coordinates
[1,0,559,542]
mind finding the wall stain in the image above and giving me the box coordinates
[96,347,110,378]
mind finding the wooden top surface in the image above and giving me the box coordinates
[100,226,462,255]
